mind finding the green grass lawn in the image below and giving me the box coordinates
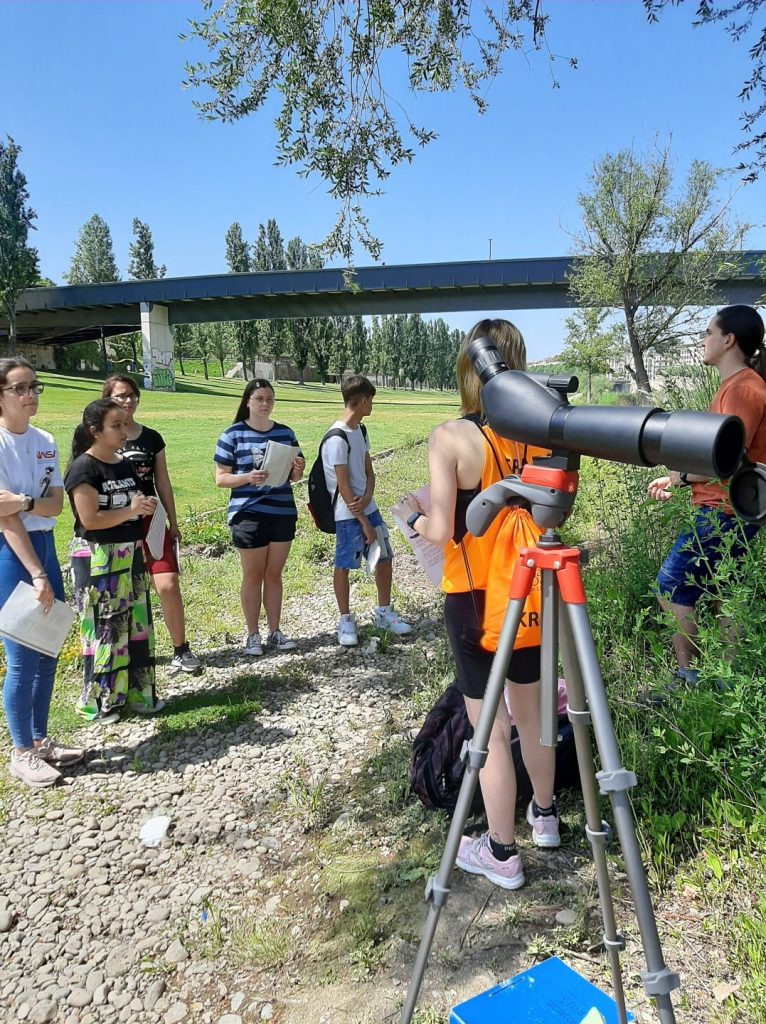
[36,371,459,556]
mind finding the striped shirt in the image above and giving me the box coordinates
[214,421,301,523]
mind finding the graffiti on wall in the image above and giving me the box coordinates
[143,345,175,391]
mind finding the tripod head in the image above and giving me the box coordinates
[467,453,580,535]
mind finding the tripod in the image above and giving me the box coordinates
[402,455,680,1024]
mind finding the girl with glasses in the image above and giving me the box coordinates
[214,379,305,655]
[101,375,201,674]
[64,400,160,721]
[0,358,83,788]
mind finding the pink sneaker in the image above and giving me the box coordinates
[526,801,561,848]
[455,832,525,890]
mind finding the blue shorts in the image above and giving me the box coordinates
[334,508,393,570]
[655,508,760,608]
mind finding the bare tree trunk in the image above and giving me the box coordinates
[178,350,186,376]
[623,304,651,395]
[202,358,209,381]
[7,310,17,356]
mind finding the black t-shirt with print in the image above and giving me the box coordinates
[63,454,142,543]
[117,426,166,497]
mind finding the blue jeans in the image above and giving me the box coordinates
[0,531,65,749]
[655,508,760,608]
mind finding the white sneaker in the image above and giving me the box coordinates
[243,633,264,656]
[373,606,413,635]
[337,614,358,647]
[10,750,61,789]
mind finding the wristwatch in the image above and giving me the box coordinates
[406,510,424,534]
[678,472,691,487]
[19,494,34,512]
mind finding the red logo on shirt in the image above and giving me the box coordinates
[37,450,56,460]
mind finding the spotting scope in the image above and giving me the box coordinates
[468,337,743,480]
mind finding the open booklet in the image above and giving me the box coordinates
[391,485,444,587]
[364,524,388,575]
[0,581,76,659]
[257,441,296,488]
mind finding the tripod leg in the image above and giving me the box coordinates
[565,601,680,1024]
[401,595,528,1024]
[558,597,629,1024]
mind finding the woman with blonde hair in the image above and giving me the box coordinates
[396,318,558,889]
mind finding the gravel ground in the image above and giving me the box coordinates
[0,544,740,1024]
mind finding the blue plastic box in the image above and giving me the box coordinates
[450,957,633,1023]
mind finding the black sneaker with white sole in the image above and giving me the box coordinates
[170,649,202,673]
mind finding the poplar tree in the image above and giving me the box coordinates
[225,222,256,376]
[65,214,118,285]
[0,136,38,355]
[127,218,166,279]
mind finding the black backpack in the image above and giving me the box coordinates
[307,424,367,534]
[410,683,580,815]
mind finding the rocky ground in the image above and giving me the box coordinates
[0,547,739,1024]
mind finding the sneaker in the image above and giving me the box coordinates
[373,606,413,635]
[126,692,166,716]
[337,614,358,647]
[266,629,297,652]
[526,801,561,848]
[75,700,121,725]
[455,832,525,890]
[36,737,85,768]
[638,669,701,708]
[243,633,264,657]
[169,649,202,673]
[9,749,61,789]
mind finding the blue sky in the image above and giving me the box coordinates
[2,0,765,360]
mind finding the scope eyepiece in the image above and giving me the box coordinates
[466,337,510,384]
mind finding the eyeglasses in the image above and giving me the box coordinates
[110,393,140,404]
[1,382,45,397]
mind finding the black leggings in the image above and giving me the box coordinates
[444,590,541,699]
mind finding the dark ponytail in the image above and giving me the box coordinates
[716,305,766,382]
[69,399,120,465]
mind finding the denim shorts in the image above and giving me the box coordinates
[655,508,760,608]
[334,508,392,570]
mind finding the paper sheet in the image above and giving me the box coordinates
[364,524,388,575]
[145,499,166,560]
[391,485,444,587]
[259,441,296,488]
[0,581,76,658]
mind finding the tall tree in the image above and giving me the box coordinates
[252,218,288,373]
[184,2,569,261]
[225,222,256,376]
[209,321,233,377]
[568,141,748,395]
[173,323,192,376]
[127,218,166,279]
[348,316,367,374]
[284,235,319,383]
[65,214,119,285]
[0,136,39,356]
[192,324,213,380]
[561,308,624,402]
[309,318,335,385]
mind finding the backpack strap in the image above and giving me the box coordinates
[318,428,352,509]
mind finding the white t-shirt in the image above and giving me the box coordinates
[321,420,377,522]
[0,425,62,532]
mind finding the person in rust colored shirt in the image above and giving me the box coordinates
[647,305,766,690]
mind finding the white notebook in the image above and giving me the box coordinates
[0,581,76,658]
[259,441,296,488]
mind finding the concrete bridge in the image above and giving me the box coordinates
[5,253,764,391]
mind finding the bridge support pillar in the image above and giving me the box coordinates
[140,302,175,391]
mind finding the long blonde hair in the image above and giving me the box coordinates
[456,319,526,415]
